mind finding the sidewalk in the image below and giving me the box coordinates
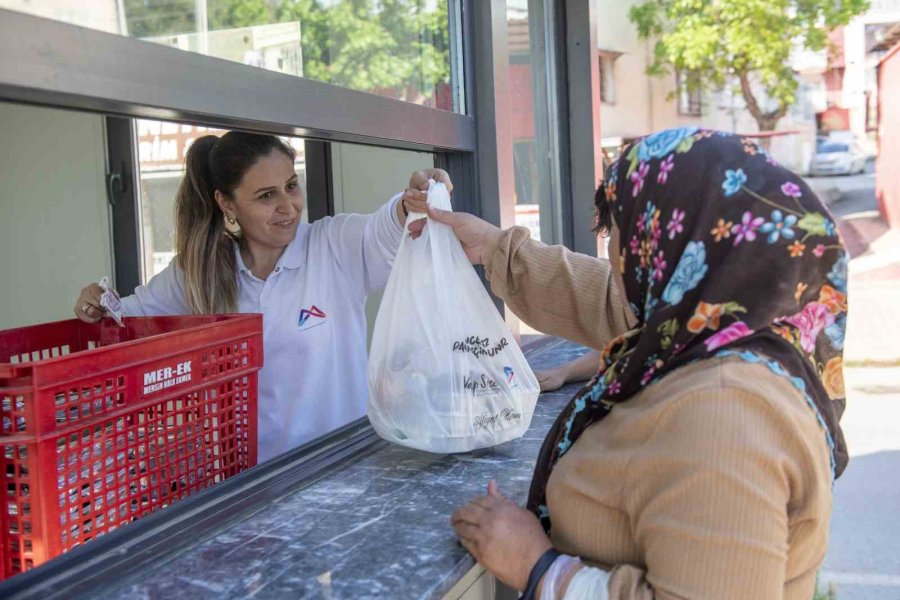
[818,179,900,599]
[802,168,900,364]
[840,210,900,366]
[806,178,843,205]
[821,365,900,600]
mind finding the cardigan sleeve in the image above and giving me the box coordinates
[483,226,633,350]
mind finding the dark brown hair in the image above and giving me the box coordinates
[592,183,613,237]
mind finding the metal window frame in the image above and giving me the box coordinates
[538,0,573,248]
[103,117,144,295]
[524,0,565,247]
[448,0,470,115]
[303,140,335,222]
[0,3,478,291]
[563,0,604,257]
[475,0,599,254]
[676,70,704,117]
[550,1,576,250]
[472,0,516,230]
[0,9,475,154]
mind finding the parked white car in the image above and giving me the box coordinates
[809,142,867,176]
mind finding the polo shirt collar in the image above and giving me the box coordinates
[233,223,309,275]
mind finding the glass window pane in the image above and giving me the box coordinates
[0,101,113,329]
[1,0,456,111]
[132,120,434,458]
[134,121,431,354]
[136,119,307,281]
[327,142,433,348]
[507,0,563,245]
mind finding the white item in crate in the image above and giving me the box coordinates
[367,181,540,453]
[98,276,125,327]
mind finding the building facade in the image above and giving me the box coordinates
[822,0,900,153]
[593,0,821,175]
[877,40,900,229]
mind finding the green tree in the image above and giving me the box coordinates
[124,1,449,104]
[629,0,869,132]
[124,0,274,37]
[124,0,194,37]
[209,0,273,29]
[275,0,449,103]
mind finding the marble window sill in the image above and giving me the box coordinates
[1,337,590,600]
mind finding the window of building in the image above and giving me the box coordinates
[677,70,703,116]
[866,90,878,132]
[599,52,618,105]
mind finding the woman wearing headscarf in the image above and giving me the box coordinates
[424,129,848,599]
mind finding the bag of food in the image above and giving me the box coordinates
[367,181,540,453]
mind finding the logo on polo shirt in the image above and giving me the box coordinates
[298,305,327,330]
[503,366,515,384]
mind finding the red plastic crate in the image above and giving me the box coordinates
[0,315,262,579]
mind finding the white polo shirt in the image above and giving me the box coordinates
[121,195,403,462]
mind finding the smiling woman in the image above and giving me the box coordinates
[179,132,300,314]
[73,129,451,462]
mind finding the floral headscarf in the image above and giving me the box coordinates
[527,128,849,531]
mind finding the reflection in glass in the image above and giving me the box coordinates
[507,0,562,244]
[1,0,454,111]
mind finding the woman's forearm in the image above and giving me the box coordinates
[562,350,603,384]
[484,227,633,350]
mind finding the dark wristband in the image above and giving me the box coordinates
[521,547,560,600]
[401,199,409,217]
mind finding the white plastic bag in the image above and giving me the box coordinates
[367,181,540,453]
